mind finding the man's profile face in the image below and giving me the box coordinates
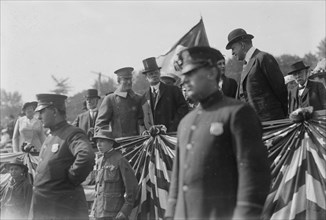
[96,138,114,153]
[37,107,55,128]
[231,42,245,61]
[86,97,99,110]
[146,70,161,85]
[183,67,211,100]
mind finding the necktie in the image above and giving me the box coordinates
[152,88,157,100]
[298,86,305,90]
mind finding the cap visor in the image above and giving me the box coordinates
[34,104,48,112]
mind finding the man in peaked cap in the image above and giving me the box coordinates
[95,67,145,138]
[287,61,326,113]
[30,93,95,220]
[165,46,270,220]
[226,28,288,121]
[73,89,101,148]
[141,57,188,132]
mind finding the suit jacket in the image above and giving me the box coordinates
[72,110,98,141]
[165,91,271,220]
[288,79,326,113]
[237,49,288,121]
[221,74,238,98]
[142,82,189,132]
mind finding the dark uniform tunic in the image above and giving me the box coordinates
[1,177,33,219]
[165,91,271,220]
[92,149,138,219]
[95,90,143,138]
[30,121,95,220]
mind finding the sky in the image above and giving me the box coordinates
[1,0,325,102]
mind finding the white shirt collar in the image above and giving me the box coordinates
[151,82,161,93]
[89,108,98,113]
[244,46,256,64]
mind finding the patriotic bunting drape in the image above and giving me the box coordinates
[1,111,325,220]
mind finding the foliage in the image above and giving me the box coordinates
[0,89,23,127]
[317,37,326,59]
[51,75,71,95]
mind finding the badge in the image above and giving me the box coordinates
[210,122,224,136]
[51,144,59,153]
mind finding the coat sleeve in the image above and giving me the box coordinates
[171,87,189,131]
[67,132,95,185]
[260,53,288,116]
[95,95,113,133]
[230,104,271,220]
[165,139,180,218]
[119,157,138,217]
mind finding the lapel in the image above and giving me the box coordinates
[154,82,167,109]
[300,81,310,98]
[240,49,260,86]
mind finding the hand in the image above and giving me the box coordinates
[115,212,126,220]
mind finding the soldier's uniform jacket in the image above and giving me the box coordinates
[92,149,138,219]
[95,89,144,138]
[30,121,95,220]
[165,91,271,220]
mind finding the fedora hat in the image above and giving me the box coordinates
[226,28,254,50]
[287,61,310,75]
[177,46,223,75]
[22,101,38,111]
[5,157,28,172]
[85,89,100,99]
[142,57,161,74]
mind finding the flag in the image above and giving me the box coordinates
[157,18,209,75]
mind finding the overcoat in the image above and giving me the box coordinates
[165,91,271,220]
[30,121,95,220]
[73,110,97,136]
[142,82,188,132]
[95,90,143,138]
[236,49,288,121]
[288,79,326,113]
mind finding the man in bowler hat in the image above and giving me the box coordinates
[95,67,145,138]
[141,57,188,132]
[73,89,101,148]
[30,94,95,220]
[226,28,288,121]
[165,46,271,220]
[287,61,326,113]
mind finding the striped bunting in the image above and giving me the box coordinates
[116,130,176,220]
[262,110,326,220]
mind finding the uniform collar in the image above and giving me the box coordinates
[49,121,68,133]
[103,148,115,158]
[199,90,224,109]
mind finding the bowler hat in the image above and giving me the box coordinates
[35,94,67,112]
[177,46,223,75]
[226,28,254,50]
[93,130,120,147]
[85,89,100,99]
[5,157,28,172]
[22,101,38,111]
[142,57,161,74]
[114,67,134,78]
[287,61,310,75]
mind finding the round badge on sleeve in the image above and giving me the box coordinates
[51,144,59,153]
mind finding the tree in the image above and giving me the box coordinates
[302,52,318,69]
[317,37,326,59]
[0,89,23,127]
[275,54,301,76]
[51,75,71,94]
[225,56,243,82]
[92,75,117,96]
[132,70,149,95]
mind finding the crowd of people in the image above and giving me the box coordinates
[1,28,326,220]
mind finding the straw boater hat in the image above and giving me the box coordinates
[5,157,28,173]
